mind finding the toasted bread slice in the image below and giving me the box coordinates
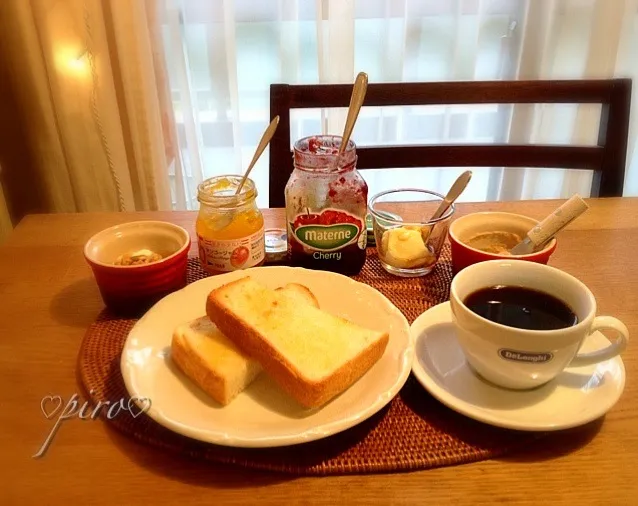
[206,276,389,408]
[171,316,260,406]
[275,282,319,308]
[171,283,319,406]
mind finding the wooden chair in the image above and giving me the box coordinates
[268,79,631,207]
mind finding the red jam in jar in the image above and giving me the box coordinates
[285,135,368,275]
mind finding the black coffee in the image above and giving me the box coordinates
[464,285,578,331]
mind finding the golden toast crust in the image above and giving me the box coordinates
[171,322,237,405]
[206,277,389,409]
[170,284,320,406]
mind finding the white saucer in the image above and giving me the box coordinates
[410,302,626,431]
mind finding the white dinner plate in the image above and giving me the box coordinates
[410,302,626,431]
[121,266,413,448]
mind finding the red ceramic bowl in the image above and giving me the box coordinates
[449,212,557,274]
[84,221,190,315]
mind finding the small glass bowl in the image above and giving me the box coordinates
[369,188,455,277]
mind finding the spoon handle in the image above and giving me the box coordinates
[525,194,589,247]
[236,115,280,195]
[338,72,368,155]
[430,170,473,220]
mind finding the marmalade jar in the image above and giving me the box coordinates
[285,135,368,275]
[196,175,265,274]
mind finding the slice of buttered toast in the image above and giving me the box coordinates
[206,277,389,408]
[171,283,319,406]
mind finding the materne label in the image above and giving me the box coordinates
[294,224,359,251]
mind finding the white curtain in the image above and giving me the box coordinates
[158,0,638,210]
[0,0,176,235]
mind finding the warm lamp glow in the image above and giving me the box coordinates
[55,46,90,79]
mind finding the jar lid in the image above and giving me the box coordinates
[264,228,288,263]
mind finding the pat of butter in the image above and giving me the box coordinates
[381,227,434,269]
[131,249,156,257]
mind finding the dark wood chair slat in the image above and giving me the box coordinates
[269,79,632,207]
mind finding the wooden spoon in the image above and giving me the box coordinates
[510,194,589,255]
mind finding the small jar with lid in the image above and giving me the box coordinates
[196,175,265,274]
[284,135,368,276]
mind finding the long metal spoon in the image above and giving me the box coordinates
[431,171,473,220]
[236,115,280,195]
[421,170,473,242]
[215,116,280,229]
[333,72,368,168]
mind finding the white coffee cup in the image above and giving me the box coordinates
[449,259,629,390]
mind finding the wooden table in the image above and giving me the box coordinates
[1,198,637,505]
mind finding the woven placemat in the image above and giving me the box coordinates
[78,247,541,475]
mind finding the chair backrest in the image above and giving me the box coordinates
[268,79,631,208]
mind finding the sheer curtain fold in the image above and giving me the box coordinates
[108,0,174,211]
[502,0,637,200]
[146,0,188,209]
[221,0,244,176]
[619,0,638,196]
[0,0,173,224]
[2,0,88,213]
[317,0,355,134]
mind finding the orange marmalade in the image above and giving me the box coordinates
[196,175,265,274]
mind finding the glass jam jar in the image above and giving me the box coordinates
[285,135,368,276]
[196,175,265,274]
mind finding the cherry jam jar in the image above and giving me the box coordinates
[284,135,368,276]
